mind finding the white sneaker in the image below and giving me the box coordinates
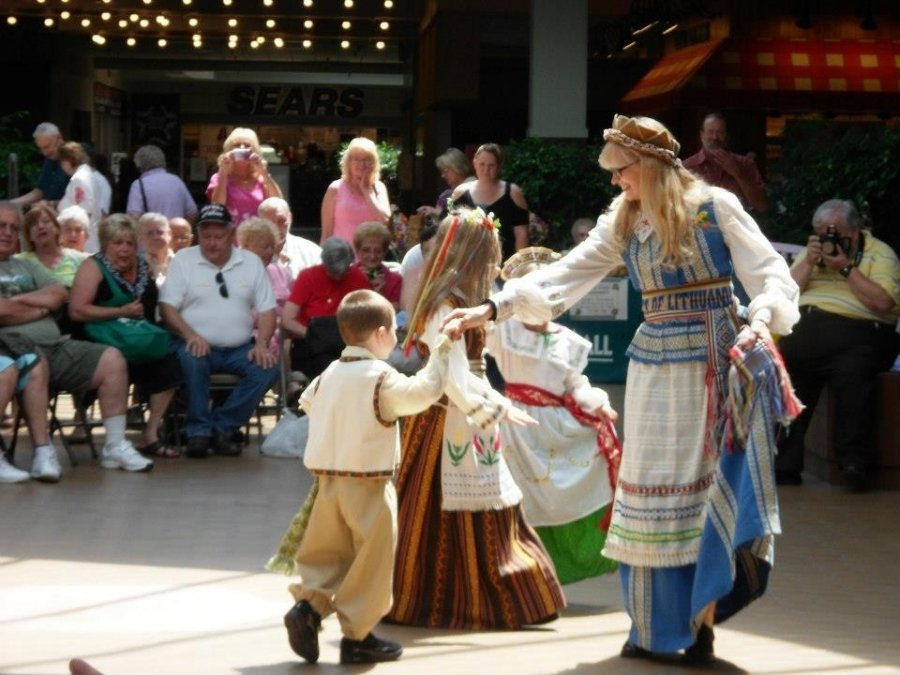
[101,440,154,472]
[31,446,62,483]
[0,454,31,483]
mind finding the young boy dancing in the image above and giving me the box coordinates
[282,289,453,665]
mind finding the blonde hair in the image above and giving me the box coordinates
[339,137,381,187]
[223,127,261,154]
[21,204,62,252]
[98,214,139,251]
[412,207,500,325]
[236,216,278,247]
[353,220,392,252]
[337,289,395,345]
[598,116,706,267]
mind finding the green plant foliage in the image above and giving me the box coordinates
[504,137,619,248]
[758,121,900,245]
[0,112,41,199]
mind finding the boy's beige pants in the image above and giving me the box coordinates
[288,475,397,640]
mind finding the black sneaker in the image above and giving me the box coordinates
[185,436,211,459]
[284,600,321,663]
[340,633,403,664]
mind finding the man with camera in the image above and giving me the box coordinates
[776,199,900,490]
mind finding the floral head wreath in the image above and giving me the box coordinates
[400,206,498,354]
[500,246,560,281]
[458,206,501,231]
[602,114,681,166]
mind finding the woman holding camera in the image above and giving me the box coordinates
[207,128,283,227]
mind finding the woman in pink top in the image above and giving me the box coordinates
[320,137,391,246]
[207,128,283,227]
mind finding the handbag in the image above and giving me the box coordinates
[83,257,170,364]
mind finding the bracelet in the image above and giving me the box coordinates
[482,300,497,321]
[839,264,854,278]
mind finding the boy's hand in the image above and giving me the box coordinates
[505,406,537,427]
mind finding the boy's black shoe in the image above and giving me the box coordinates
[213,431,242,457]
[620,642,652,659]
[339,633,403,664]
[284,600,321,663]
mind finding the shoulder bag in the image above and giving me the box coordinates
[83,258,170,364]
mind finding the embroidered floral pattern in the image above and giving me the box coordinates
[473,432,501,465]
[446,439,470,466]
[694,209,711,229]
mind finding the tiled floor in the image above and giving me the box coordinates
[2,413,899,675]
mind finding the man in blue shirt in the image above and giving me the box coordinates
[11,122,70,209]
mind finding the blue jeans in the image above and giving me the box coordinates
[173,339,279,439]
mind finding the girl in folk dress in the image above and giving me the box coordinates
[486,246,620,585]
[387,208,564,630]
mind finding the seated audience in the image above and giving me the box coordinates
[399,222,438,312]
[776,199,900,490]
[15,204,87,287]
[237,216,293,356]
[0,348,62,484]
[159,204,279,458]
[169,217,194,252]
[137,212,174,285]
[352,221,402,310]
[57,142,101,252]
[282,237,369,380]
[564,217,593,253]
[69,214,183,459]
[0,201,153,473]
[126,144,198,222]
[58,205,90,253]
[258,197,321,278]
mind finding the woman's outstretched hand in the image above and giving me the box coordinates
[441,303,494,340]
[734,318,771,351]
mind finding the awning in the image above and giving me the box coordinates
[621,38,900,114]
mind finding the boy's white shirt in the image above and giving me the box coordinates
[300,335,452,475]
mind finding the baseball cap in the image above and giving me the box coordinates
[197,203,232,228]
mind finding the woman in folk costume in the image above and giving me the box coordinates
[387,207,565,630]
[485,246,621,585]
[442,115,802,663]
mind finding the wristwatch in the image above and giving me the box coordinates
[839,264,854,278]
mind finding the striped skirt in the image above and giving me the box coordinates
[387,403,566,629]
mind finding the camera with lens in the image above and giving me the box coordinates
[818,226,843,256]
[231,147,252,161]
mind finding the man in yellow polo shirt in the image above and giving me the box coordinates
[776,199,900,491]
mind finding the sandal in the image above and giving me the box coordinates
[139,440,181,459]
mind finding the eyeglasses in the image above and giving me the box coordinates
[610,160,639,178]
[0,221,20,232]
[215,271,229,298]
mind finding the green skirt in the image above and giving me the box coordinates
[534,505,617,585]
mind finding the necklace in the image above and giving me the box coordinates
[96,253,150,299]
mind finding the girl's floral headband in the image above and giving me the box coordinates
[459,206,501,231]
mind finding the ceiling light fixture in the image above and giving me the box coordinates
[266,19,276,28]
[341,39,350,48]
[302,38,312,48]
[127,37,136,46]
